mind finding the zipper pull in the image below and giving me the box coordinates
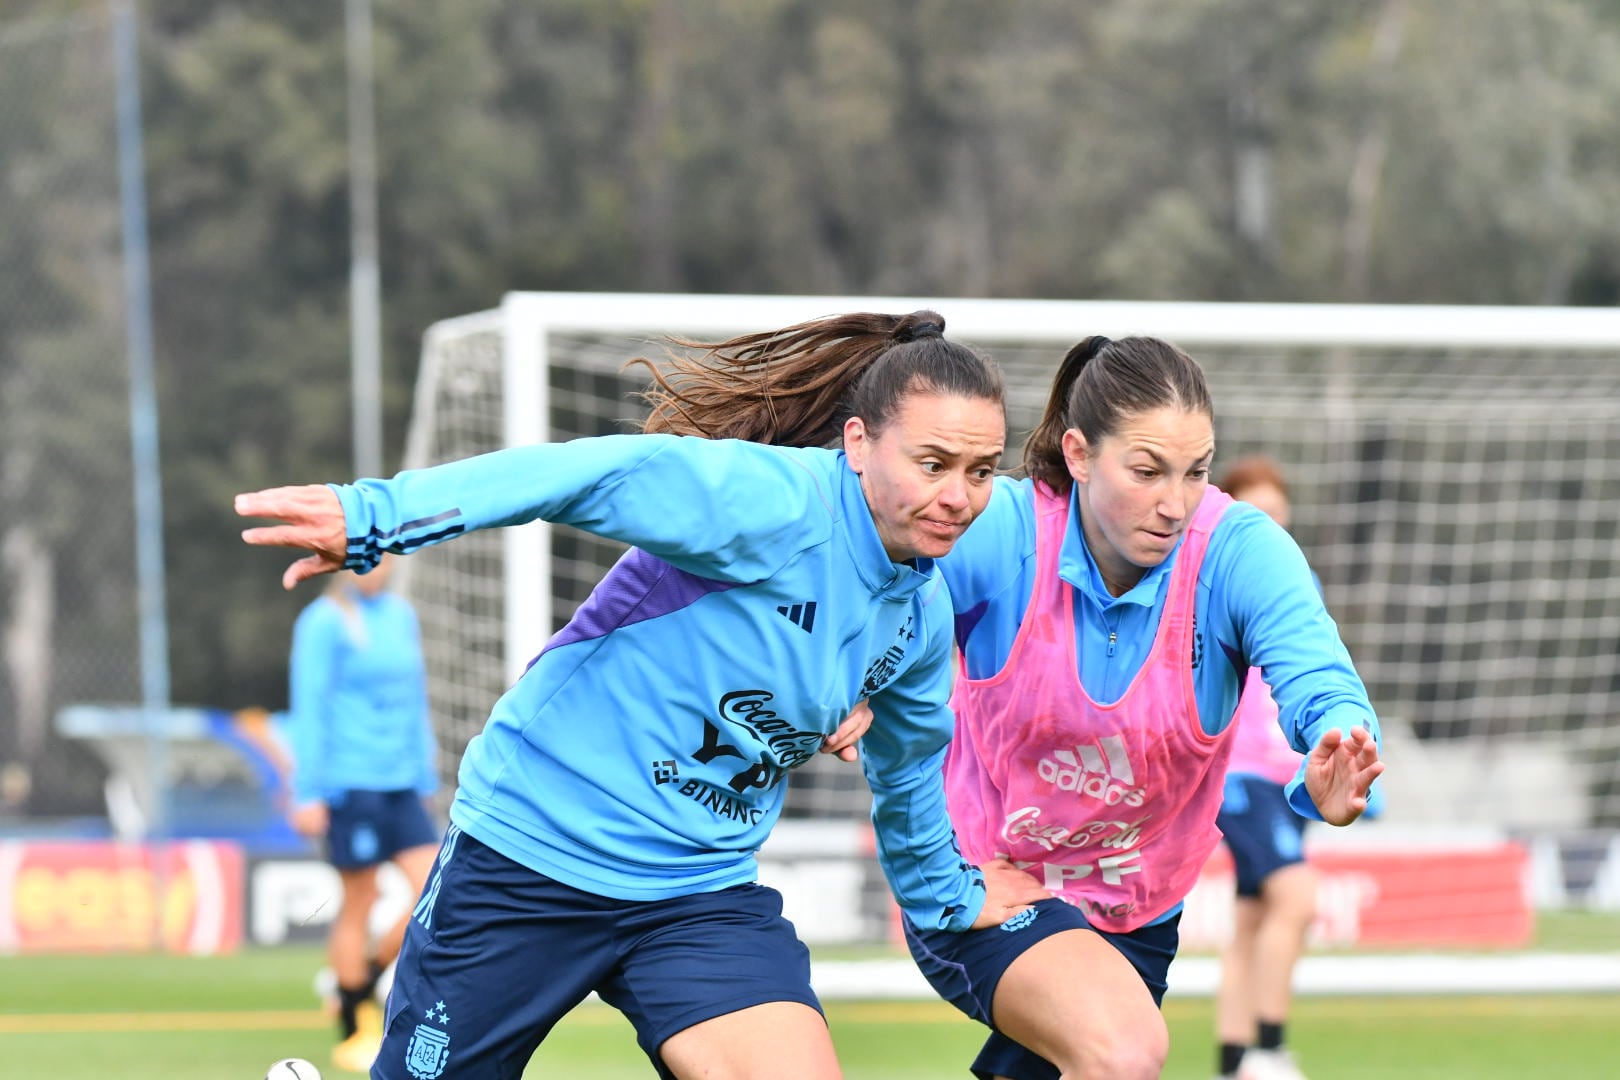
[1107,631,1117,657]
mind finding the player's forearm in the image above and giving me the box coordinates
[285,712,328,804]
[330,441,643,569]
[331,435,814,579]
[415,708,438,796]
[286,631,333,802]
[866,747,986,932]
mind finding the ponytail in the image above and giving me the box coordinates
[631,309,1001,446]
[1023,336,1111,492]
[1021,335,1211,495]
[892,313,945,343]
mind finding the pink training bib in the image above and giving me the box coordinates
[944,483,1236,932]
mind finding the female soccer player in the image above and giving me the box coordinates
[284,555,440,1073]
[907,336,1385,1080]
[237,310,1049,1080]
[1212,457,1321,1080]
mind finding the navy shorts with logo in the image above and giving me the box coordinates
[374,826,822,1080]
[1217,773,1308,897]
[905,897,1180,1080]
[324,788,440,870]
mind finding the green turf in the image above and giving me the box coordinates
[1529,908,1620,952]
[2,945,1617,1078]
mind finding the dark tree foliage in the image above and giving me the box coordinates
[1,0,1617,745]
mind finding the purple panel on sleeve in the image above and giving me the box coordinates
[534,548,742,662]
[953,599,988,651]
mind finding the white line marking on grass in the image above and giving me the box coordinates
[0,1010,327,1034]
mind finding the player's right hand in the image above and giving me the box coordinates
[969,858,1049,929]
[235,485,349,589]
[289,800,329,840]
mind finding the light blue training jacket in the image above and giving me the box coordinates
[330,434,986,931]
[942,477,1384,824]
[287,588,437,805]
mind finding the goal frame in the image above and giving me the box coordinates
[411,291,1620,687]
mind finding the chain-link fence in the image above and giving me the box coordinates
[0,8,137,825]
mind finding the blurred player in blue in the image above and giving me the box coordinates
[285,554,441,1073]
[1212,457,1320,1080]
[237,309,1049,1080]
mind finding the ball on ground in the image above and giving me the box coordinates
[265,1059,323,1080]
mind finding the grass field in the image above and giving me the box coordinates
[2,941,1617,1079]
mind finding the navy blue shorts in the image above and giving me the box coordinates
[374,826,822,1080]
[324,788,440,870]
[905,898,1180,1080]
[1217,774,1308,897]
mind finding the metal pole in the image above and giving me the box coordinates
[111,0,171,944]
[347,0,383,478]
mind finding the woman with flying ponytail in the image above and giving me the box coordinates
[236,308,1047,1080]
[905,335,1387,1080]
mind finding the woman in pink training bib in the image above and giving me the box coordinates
[908,336,1385,1080]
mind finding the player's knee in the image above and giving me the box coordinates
[339,882,381,917]
[1073,1042,1166,1080]
[1062,1021,1167,1080]
[1270,866,1319,925]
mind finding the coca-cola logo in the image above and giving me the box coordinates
[717,689,823,769]
[1001,806,1147,853]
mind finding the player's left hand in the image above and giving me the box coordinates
[1305,725,1385,826]
[821,699,873,763]
[235,484,349,590]
[969,858,1049,929]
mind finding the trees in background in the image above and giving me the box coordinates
[2,0,1619,753]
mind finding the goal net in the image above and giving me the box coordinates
[401,293,1620,834]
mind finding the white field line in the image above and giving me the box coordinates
[809,952,1620,1000]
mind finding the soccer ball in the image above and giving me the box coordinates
[265,1059,323,1080]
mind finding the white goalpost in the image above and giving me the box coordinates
[402,292,1620,851]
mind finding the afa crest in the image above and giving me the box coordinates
[352,823,380,863]
[405,1022,451,1079]
[999,907,1039,932]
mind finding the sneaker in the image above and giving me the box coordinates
[331,1000,383,1074]
[1238,1047,1308,1080]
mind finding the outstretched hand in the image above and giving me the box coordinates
[235,485,348,590]
[1304,726,1385,826]
[970,858,1049,929]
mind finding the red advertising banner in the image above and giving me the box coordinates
[886,838,1534,951]
[1178,841,1532,950]
[0,840,245,954]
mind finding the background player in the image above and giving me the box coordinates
[285,555,441,1073]
[1212,456,1326,1080]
